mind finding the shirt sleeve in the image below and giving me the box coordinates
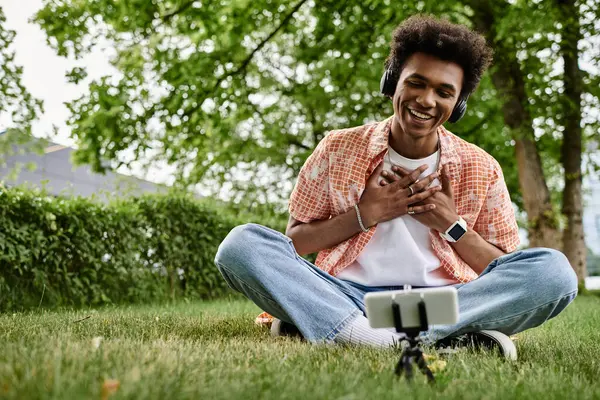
[288,135,331,223]
[474,159,520,253]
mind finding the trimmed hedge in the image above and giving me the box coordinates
[0,185,287,312]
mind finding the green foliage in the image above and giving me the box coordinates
[0,185,285,312]
[28,0,600,234]
[33,0,526,208]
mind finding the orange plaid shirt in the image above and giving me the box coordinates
[255,116,520,326]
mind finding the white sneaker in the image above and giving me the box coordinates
[270,318,304,340]
[435,330,518,361]
[474,330,518,361]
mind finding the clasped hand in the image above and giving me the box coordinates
[358,162,459,233]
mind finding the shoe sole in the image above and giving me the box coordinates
[477,330,518,361]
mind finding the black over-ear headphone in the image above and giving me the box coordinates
[380,68,468,123]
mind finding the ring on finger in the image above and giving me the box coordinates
[408,185,415,196]
[408,207,415,215]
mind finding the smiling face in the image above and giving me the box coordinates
[390,52,464,151]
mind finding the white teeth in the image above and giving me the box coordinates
[408,109,432,120]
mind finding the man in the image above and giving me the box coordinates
[214,15,578,360]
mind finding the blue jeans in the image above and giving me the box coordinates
[214,223,578,344]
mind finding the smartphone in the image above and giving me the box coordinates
[364,286,459,329]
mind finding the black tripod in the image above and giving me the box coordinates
[392,299,435,383]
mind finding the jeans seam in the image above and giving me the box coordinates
[472,289,578,327]
[216,261,281,308]
[323,309,363,342]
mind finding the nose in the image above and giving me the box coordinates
[416,89,436,108]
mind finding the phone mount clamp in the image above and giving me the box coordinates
[392,286,435,383]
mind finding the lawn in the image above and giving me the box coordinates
[1,295,599,400]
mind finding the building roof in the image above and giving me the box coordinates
[0,139,167,201]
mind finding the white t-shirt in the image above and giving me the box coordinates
[336,146,456,287]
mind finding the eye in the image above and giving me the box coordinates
[437,90,453,99]
[406,81,424,88]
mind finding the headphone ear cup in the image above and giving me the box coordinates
[448,97,467,123]
[380,69,396,97]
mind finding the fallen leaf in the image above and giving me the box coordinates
[101,379,120,400]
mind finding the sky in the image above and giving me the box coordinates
[2,0,112,148]
[1,0,175,185]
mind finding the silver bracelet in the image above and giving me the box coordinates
[354,204,370,233]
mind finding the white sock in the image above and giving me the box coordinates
[333,315,405,348]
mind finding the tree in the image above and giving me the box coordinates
[33,0,598,279]
[468,0,562,249]
[465,0,600,280]
[0,7,44,167]
[556,0,587,280]
[472,0,600,280]
[32,0,517,205]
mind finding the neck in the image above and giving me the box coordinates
[389,119,439,159]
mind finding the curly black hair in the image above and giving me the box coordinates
[385,15,493,98]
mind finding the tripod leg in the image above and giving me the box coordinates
[395,358,403,376]
[395,349,407,376]
[403,355,414,381]
[415,353,435,383]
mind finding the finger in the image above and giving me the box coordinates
[407,204,436,214]
[373,161,384,175]
[398,164,428,188]
[391,163,428,177]
[391,165,410,177]
[406,185,442,204]
[391,164,425,179]
[409,171,440,193]
[381,169,400,184]
[441,165,453,196]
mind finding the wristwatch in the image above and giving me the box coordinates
[439,217,468,242]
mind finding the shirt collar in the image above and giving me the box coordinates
[367,116,461,170]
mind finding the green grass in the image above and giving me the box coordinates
[1,296,599,400]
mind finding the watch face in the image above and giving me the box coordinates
[448,223,467,240]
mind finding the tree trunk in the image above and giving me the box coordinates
[513,138,561,247]
[470,3,561,249]
[557,0,587,282]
